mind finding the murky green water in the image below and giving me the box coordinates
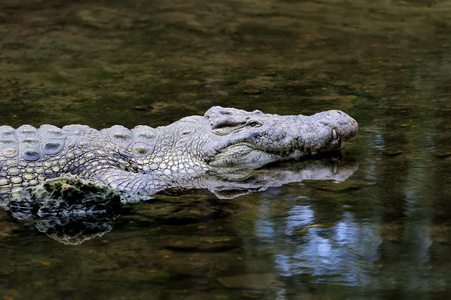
[1,0,451,299]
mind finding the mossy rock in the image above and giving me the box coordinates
[9,175,122,245]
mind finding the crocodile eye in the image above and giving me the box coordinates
[248,121,262,127]
[213,121,246,130]
[212,120,262,135]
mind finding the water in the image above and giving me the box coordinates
[1,0,451,299]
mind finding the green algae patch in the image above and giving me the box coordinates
[242,89,262,95]
[381,150,404,156]
[217,273,276,289]
[165,236,240,252]
[304,180,362,192]
[117,269,171,283]
[434,151,451,158]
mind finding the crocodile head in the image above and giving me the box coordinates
[147,106,357,177]
[200,106,358,169]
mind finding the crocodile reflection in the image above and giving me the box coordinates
[7,156,358,245]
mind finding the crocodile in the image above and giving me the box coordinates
[0,106,358,203]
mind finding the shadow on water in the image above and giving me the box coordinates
[1,0,451,299]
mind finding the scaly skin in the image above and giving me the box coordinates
[0,106,358,201]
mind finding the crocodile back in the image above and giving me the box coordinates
[0,124,99,193]
[0,125,66,164]
[101,125,159,158]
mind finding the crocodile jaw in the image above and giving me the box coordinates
[202,107,358,169]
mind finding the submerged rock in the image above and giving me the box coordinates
[8,175,122,245]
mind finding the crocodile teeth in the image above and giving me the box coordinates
[332,129,338,140]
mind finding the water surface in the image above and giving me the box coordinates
[1,0,451,299]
